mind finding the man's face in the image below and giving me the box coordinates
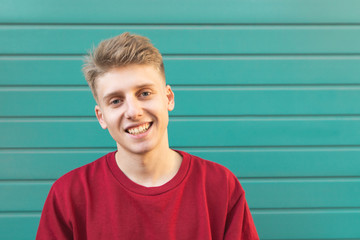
[95,64,175,155]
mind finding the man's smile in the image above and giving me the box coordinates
[125,122,153,135]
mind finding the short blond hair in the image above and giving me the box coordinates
[82,32,165,100]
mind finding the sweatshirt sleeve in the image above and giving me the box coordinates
[223,178,259,240]
[36,184,73,240]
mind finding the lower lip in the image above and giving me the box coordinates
[126,123,152,139]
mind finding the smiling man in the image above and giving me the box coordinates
[36,33,259,240]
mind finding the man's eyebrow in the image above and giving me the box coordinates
[135,83,156,89]
[102,91,122,102]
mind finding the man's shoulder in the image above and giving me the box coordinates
[181,151,241,186]
[184,151,236,176]
[51,151,113,191]
[182,150,245,200]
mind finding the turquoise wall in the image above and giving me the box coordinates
[1,0,360,239]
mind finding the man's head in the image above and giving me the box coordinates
[83,32,165,102]
[82,33,174,156]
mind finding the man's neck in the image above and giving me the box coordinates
[115,146,182,187]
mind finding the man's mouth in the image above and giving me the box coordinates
[125,122,152,135]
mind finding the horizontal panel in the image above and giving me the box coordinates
[194,148,360,178]
[243,179,360,209]
[0,182,51,211]
[1,0,360,24]
[0,58,84,85]
[0,151,106,180]
[1,211,360,239]
[166,57,360,85]
[2,87,360,116]
[1,148,360,179]
[1,118,360,148]
[0,89,96,117]
[2,26,360,54]
[1,180,359,211]
[253,210,360,239]
[0,214,39,240]
[3,57,360,86]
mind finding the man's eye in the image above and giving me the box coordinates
[110,99,121,105]
[140,91,151,97]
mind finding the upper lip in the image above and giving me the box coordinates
[124,122,152,131]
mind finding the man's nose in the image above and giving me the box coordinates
[124,97,143,119]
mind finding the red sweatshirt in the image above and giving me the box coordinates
[37,150,259,240]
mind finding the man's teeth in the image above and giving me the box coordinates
[127,123,151,135]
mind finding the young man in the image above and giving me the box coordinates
[36,32,259,239]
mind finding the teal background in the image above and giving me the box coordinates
[1,0,360,239]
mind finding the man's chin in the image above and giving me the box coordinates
[116,144,155,156]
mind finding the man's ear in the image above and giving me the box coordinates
[166,85,175,111]
[95,105,108,129]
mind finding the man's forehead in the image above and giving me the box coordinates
[100,66,164,82]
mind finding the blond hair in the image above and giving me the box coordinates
[82,32,165,100]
